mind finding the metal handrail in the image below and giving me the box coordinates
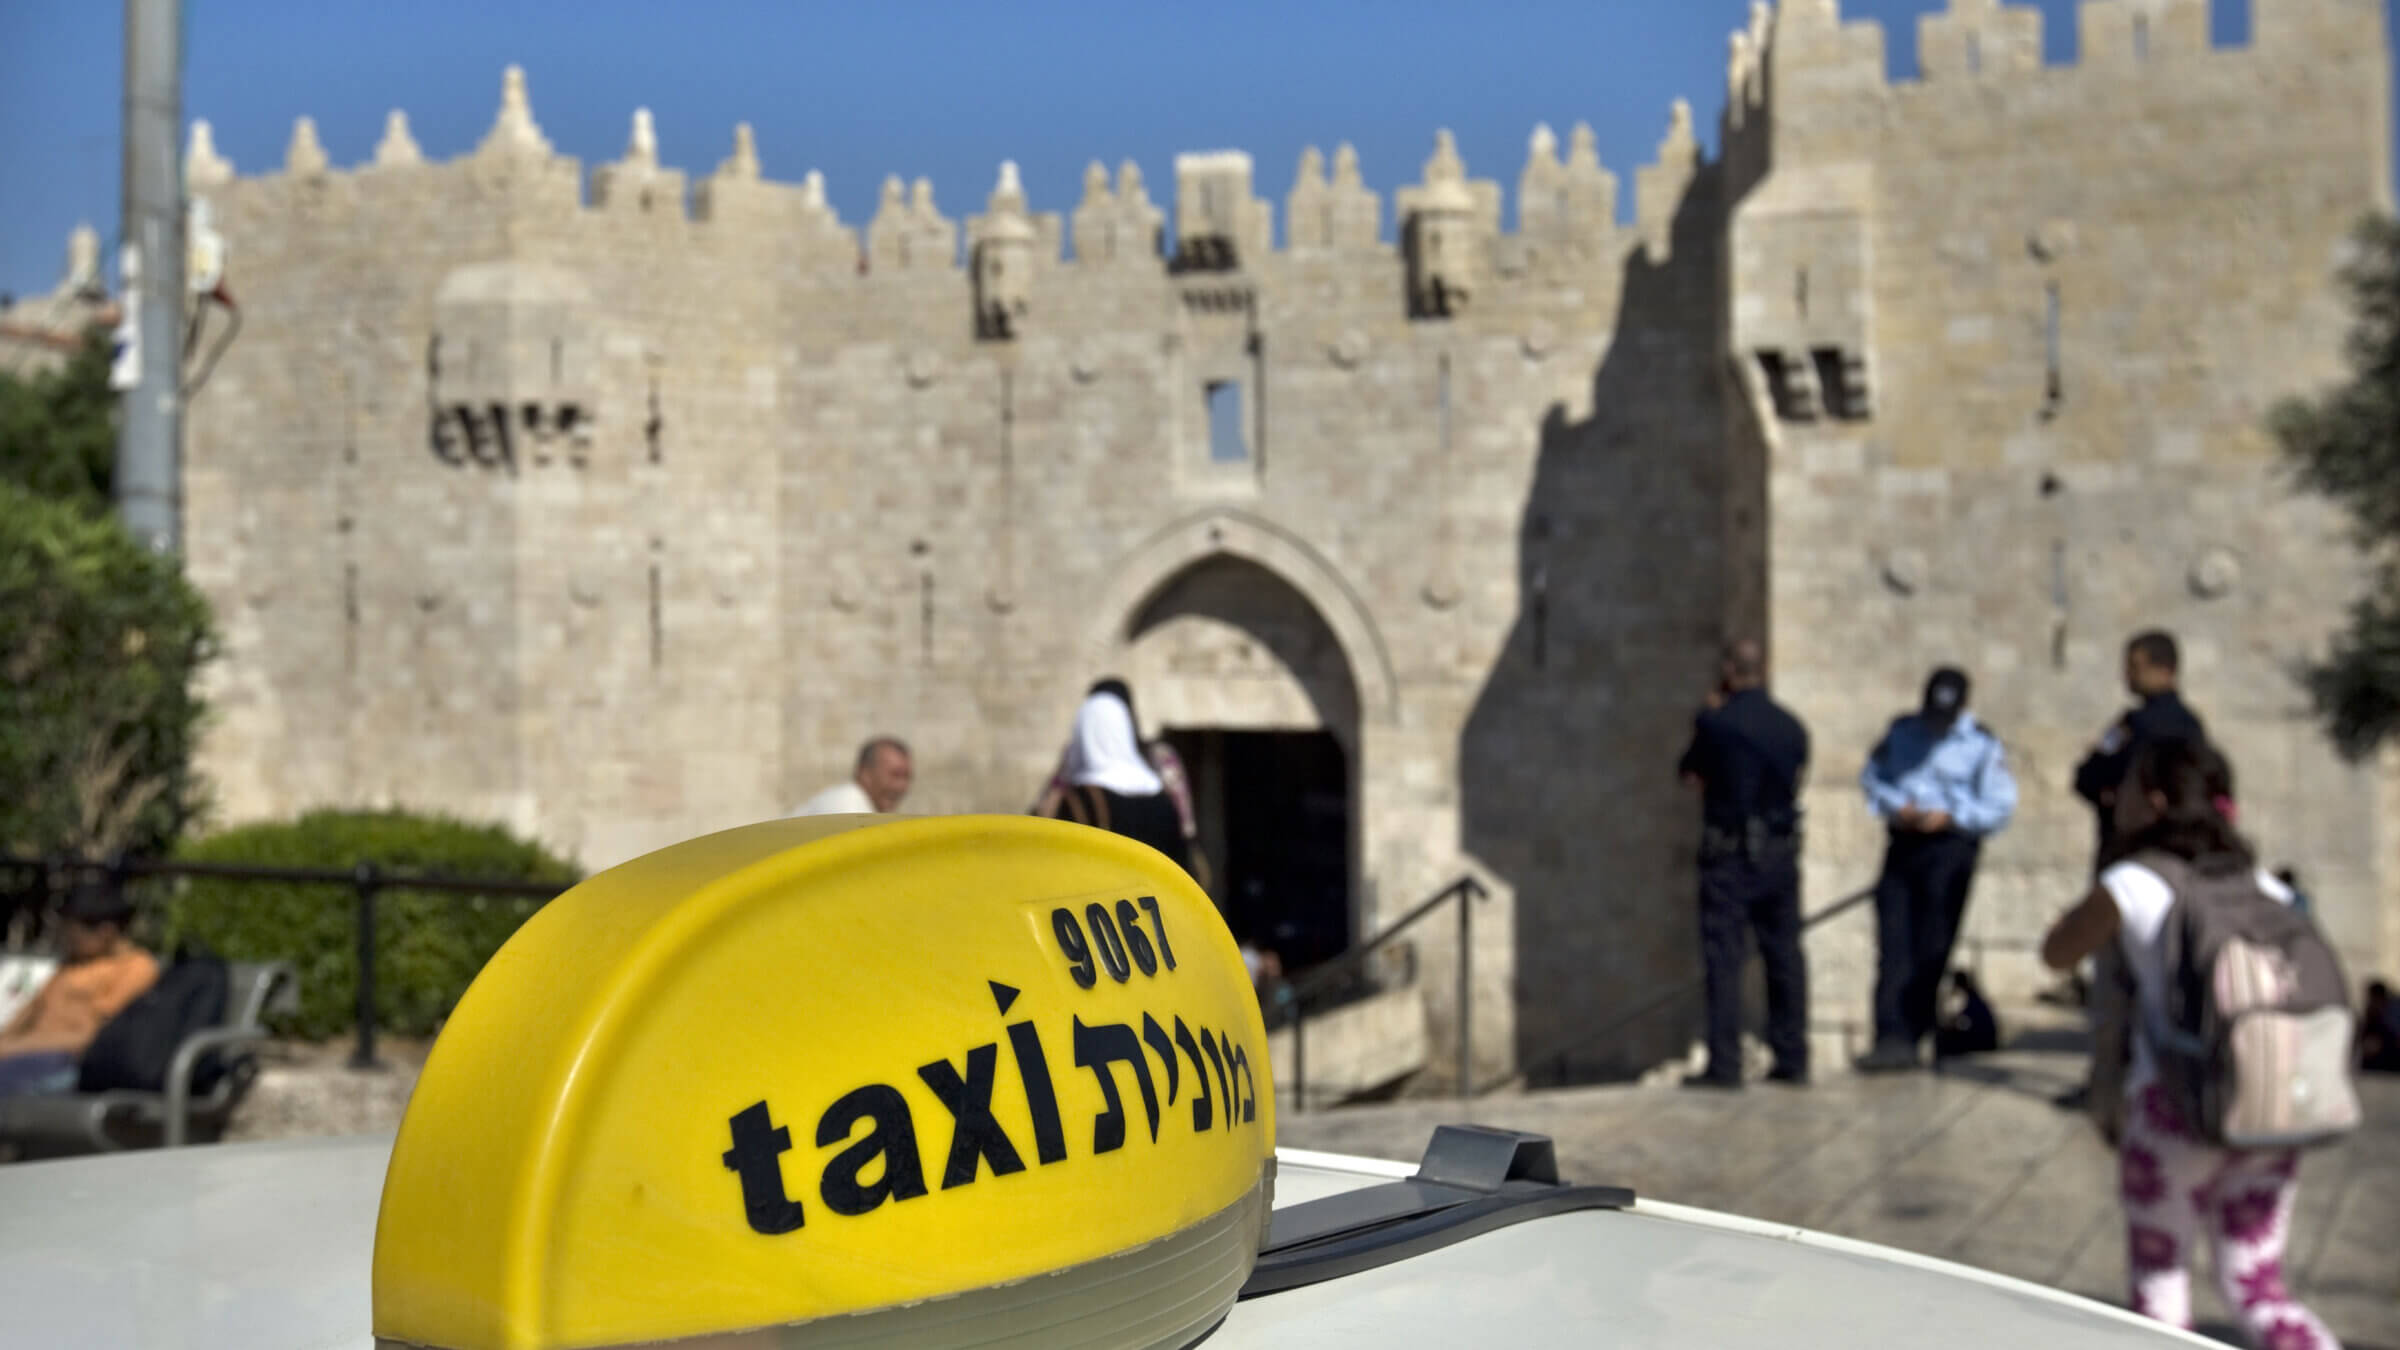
[1475,882,1878,1097]
[1274,873,1488,1115]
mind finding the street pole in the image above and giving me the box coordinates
[117,0,184,556]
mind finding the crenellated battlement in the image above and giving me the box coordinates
[1744,0,2365,110]
[186,64,1708,294]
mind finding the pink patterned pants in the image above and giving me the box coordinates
[2120,1082,2340,1349]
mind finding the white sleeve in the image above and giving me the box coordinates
[2100,862,2177,953]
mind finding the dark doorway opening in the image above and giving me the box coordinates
[1164,729,1351,971]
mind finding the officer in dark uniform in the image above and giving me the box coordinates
[1676,638,1812,1089]
[2073,629,2207,872]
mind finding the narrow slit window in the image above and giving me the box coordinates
[343,563,360,675]
[919,572,935,664]
[1965,31,1983,74]
[1206,381,1249,462]
[2044,281,2064,408]
[2133,14,2151,63]
[549,337,563,385]
[645,375,664,464]
[1438,354,1452,453]
[1796,267,1810,319]
[647,564,663,669]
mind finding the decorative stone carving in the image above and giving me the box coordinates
[868,174,957,271]
[1407,130,1477,319]
[373,111,423,168]
[593,107,684,208]
[904,347,943,388]
[1522,323,1556,360]
[1881,547,1927,596]
[1173,151,1269,271]
[2189,546,2241,598]
[64,225,101,295]
[1518,123,1564,240]
[1286,146,1329,248]
[2028,219,2078,263]
[972,161,1036,341]
[719,123,760,180]
[1422,575,1462,610]
[186,120,234,187]
[1329,329,1369,368]
[626,108,658,168]
[1070,160,1164,265]
[477,65,553,159]
[284,117,329,176]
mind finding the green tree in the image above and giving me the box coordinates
[0,478,214,861]
[0,327,117,512]
[2272,217,2400,759]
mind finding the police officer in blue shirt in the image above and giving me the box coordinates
[1677,639,1812,1090]
[1854,666,2018,1073]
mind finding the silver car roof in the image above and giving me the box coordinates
[0,1134,2207,1349]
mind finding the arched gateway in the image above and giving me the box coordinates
[1086,511,1394,971]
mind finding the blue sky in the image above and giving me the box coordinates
[0,1,2375,301]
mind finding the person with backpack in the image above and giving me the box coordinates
[2039,737,2353,1346]
[0,880,159,1096]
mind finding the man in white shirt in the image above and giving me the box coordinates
[792,737,913,816]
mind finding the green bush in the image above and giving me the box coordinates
[0,478,214,861]
[160,809,581,1039]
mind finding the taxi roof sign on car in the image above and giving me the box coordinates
[371,814,1275,1350]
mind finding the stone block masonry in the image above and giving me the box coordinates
[181,0,2397,1086]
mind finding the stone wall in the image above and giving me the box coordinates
[178,0,2397,1086]
[1730,0,2399,1046]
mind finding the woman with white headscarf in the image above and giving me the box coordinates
[1035,680,1196,881]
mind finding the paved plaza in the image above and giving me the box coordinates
[1281,1035,2400,1349]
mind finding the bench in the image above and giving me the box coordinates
[0,961,298,1158]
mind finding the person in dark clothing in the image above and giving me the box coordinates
[2359,980,2400,1074]
[2073,630,2207,872]
[1676,638,1812,1090]
[1035,682,1198,882]
[2053,630,2208,1109]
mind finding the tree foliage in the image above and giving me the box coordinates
[2271,216,2400,760]
[0,328,117,512]
[0,478,215,862]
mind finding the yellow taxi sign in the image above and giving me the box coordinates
[372,815,1275,1350]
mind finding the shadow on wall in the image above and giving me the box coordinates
[1460,165,1736,1087]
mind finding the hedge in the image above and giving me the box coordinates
[159,809,580,1039]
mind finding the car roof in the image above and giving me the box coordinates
[0,1134,2208,1349]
